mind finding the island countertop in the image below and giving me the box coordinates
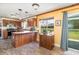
[13,31,37,34]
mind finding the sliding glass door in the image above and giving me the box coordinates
[68,12,79,50]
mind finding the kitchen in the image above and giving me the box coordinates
[0,17,38,47]
[0,3,78,55]
[0,14,55,52]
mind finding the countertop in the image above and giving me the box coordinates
[13,31,37,34]
[39,32,54,36]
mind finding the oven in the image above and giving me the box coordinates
[7,28,16,36]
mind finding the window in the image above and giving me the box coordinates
[21,21,27,29]
[40,18,54,35]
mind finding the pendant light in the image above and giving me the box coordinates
[32,3,40,10]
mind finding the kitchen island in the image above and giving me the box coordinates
[12,31,37,48]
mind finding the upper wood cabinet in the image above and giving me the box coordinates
[27,18,37,27]
[3,19,21,28]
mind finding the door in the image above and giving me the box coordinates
[68,12,79,50]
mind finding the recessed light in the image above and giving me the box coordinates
[25,11,28,13]
[10,14,14,16]
[18,9,22,11]
[15,13,19,15]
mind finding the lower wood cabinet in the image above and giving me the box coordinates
[3,30,8,39]
[13,32,37,48]
[39,35,54,50]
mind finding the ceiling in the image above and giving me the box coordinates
[0,3,75,19]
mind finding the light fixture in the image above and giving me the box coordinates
[18,9,22,11]
[25,11,28,14]
[32,3,40,10]
[18,9,23,19]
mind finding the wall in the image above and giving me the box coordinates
[36,4,79,47]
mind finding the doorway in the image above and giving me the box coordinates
[0,21,3,39]
[68,12,79,50]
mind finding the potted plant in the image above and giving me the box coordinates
[42,28,47,34]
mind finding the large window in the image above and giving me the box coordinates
[40,18,54,35]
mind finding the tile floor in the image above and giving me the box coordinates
[0,39,64,55]
[0,39,79,55]
[64,48,79,55]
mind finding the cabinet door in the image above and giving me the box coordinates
[21,34,26,45]
[40,35,54,50]
[43,35,47,48]
[46,36,53,50]
[27,19,35,26]
[40,35,43,46]
[40,35,46,47]
[34,32,37,41]
[3,30,8,39]
[31,32,37,42]
[14,35,21,47]
[26,33,32,42]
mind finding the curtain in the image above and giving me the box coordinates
[60,12,68,51]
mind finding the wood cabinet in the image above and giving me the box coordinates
[2,19,22,39]
[13,32,37,48]
[39,35,54,50]
[3,19,21,28]
[31,32,37,42]
[27,18,37,26]
[3,30,8,39]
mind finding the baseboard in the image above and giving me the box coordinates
[54,44,60,47]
